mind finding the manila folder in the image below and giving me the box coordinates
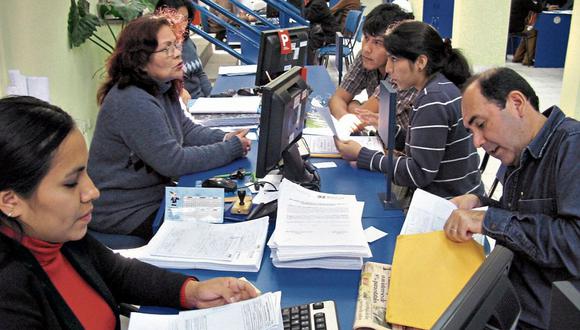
[385,231,485,329]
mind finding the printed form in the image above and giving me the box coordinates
[128,291,283,330]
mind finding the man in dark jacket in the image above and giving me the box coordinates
[304,0,339,64]
[509,0,543,65]
[509,0,543,33]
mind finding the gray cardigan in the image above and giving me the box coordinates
[88,82,244,234]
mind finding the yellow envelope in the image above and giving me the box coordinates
[386,231,485,329]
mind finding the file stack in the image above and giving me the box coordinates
[117,215,269,272]
[187,95,262,130]
[267,180,371,269]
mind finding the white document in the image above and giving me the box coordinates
[176,291,282,330]
[218,64,257,76]
[128,291,283,330]
[400,189,457,235]
[318,107,351,141]
[302,135,383,156]
[26,76,50,102]
[189,96,261,114]
[6,69,28,96]
[302,126,334,136]
[128,313,179,330]
[314,162,337,169]
[124,217,269,272]
[364,226,388,243]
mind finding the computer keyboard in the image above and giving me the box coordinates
[281,300,339,330]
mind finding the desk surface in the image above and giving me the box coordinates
[144,67,405,328]
[173,142,404,327]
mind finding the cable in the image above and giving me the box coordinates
[240,181,278,192]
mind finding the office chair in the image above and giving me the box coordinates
[317,11,364,78]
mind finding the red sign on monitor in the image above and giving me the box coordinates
[277,30,292,55]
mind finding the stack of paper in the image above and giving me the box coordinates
[267,180,371,269]
[218,64,258,76]
[129,291,282,330]
[117,187,269,272]
[188,96,261,114]
[189,113,260,127]
[136,217,269,271]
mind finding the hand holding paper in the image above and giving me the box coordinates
[334,137,362,161]
[318,106,353,141]
[444,209,485,243]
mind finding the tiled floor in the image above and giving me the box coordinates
[201,43,564,199]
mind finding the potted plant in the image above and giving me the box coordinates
[67,0,156,54]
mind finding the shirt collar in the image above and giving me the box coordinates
[525,106,567,159]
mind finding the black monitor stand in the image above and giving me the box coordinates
[377,81,400,210]
[281,143,320,191]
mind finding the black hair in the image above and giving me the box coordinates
[97,15,180,105]
[362,3,414,37]
[0,96,75,225]
[155,0,194,19]
[383,20,471,87]
[463,67,540,111]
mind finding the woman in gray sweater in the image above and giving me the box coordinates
[88,15,251,240]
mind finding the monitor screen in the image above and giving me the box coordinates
[255,26,309,86]
[432,245,521,330]
[256,66,314,184]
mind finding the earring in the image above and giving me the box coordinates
[7,212,13,217]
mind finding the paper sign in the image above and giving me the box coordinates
[278,30,292,55]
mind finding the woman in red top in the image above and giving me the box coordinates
[0,96,257,329]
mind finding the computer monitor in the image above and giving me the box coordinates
[256,66,318,186]
[377,81,399,209]
[432,245,521,330]
[255,26,309,86]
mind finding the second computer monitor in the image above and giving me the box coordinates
[255,26,309,86]
[255,66,311,182]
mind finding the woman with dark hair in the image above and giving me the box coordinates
[155,0,212,99]
[89,15,251,240]
[336,21,484,205]
[0,96,257,328]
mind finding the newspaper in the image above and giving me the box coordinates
[354,262,413,330]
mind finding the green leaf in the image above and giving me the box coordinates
[100,0,146,22]
[68,0,101,49]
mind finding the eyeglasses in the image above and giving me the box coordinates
[152,42,183,57]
